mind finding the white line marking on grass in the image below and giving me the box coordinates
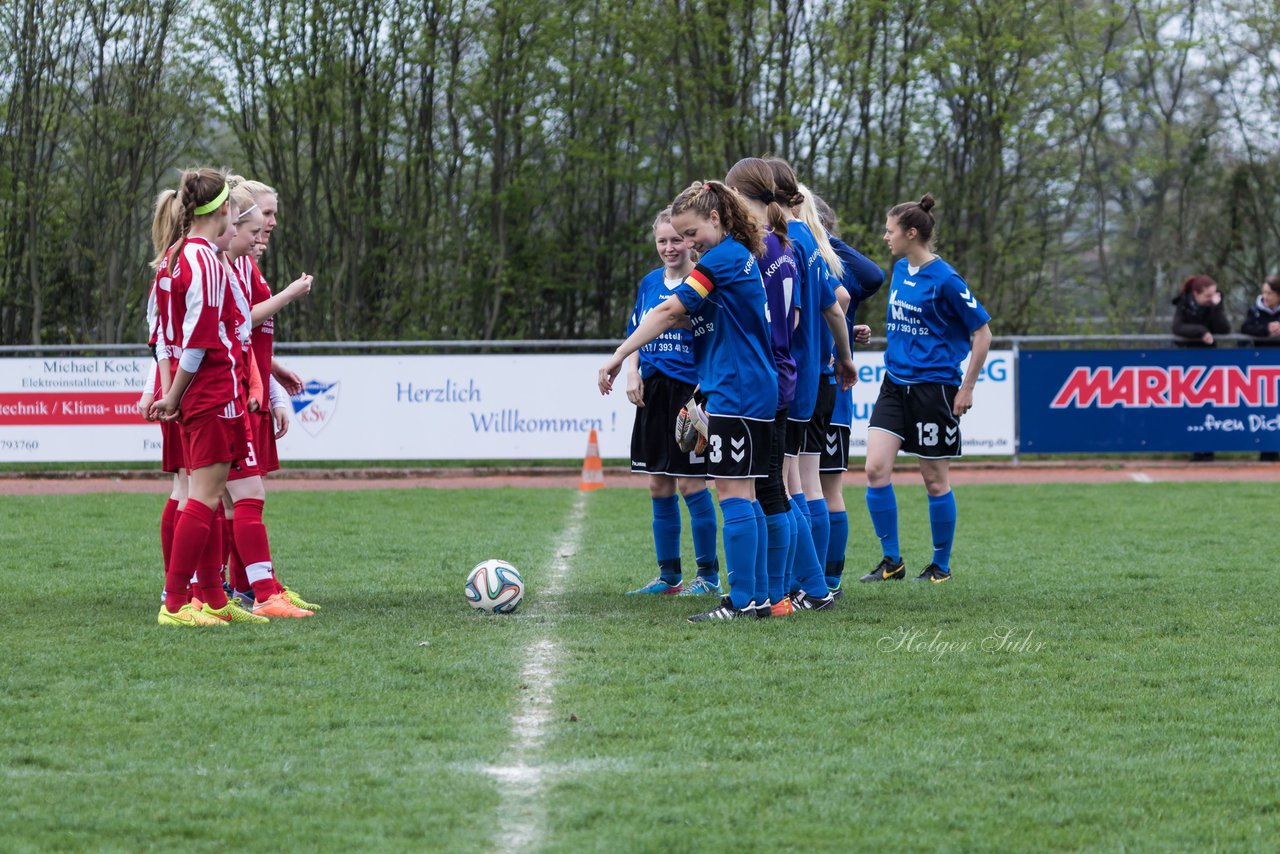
[485,491,586,854]
[1130,472,1154,483]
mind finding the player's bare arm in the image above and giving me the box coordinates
[822,299,856,390]
[625,352,644,407]
[599,298,688,395]
[252,273,313,326]
[954,323,992,416]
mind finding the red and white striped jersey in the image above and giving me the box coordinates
[167,237,241,418]
[146,263,178,396]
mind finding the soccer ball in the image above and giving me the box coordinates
[465,559,525,614]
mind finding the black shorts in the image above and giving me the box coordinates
[818,424,850,472]
[756,408,791,514]
[706,414,771,479]
[867,376,962,458]
[800,376,837,455]
[629,371,706,477]
[784,418,804,457]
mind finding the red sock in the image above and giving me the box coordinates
[216,506,231,585]
[195,520,228,610]
[160,498,179,574]
[232,498,277,602]
[165,502,214,612]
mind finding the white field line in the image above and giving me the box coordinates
[1129,472,1154,483]
[485,491,587,854]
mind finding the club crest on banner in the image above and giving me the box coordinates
[292,380,340,436]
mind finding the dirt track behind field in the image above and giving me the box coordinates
[1,460,1277,495]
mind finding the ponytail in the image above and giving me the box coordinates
[724,157,791,251]
[671,180,766,258]
[148,190,183,271]
[795,183,844,280]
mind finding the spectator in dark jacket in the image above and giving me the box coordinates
[1172,274,1230,348]
[1241,275,1280,461]
[1172,275,1230,460]
[1240,275,1280,347]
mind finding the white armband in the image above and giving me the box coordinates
[178,348,206,372]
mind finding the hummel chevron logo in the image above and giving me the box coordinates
[945,426,958,442]
[730,437,745,450]
[825,433,839,456]
[959,288,978,309]
[731,449,746,462]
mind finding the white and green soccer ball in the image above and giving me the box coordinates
[465,559,525,614]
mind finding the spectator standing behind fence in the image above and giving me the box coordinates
[1171,274,1229,347]
[1240,275,1280,347]
[1241,275,1280,462]
[1171,274,1230,461]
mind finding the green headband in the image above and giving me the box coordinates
[193,184,229,216]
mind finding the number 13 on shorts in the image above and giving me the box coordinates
[916,422,939,447]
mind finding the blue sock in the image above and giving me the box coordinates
[928,491,957,573]
[752,501,768,606]
[807,498,830,575]
[793,492,810,525]
[786,496,806,594]
[765,512,791,604]
[683,488,719,581]
[826,510,848,588]
[651,495,682,584]
[785,503,799,594]
[865,484,900,561]
[719,498,758,610]
[788,496,828,598]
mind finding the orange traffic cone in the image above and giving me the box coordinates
[580,428,604,491]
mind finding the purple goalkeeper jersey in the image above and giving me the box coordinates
[760,231,800,410]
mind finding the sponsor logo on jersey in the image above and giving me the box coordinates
[293,379,340,436]
[889,289,923,322]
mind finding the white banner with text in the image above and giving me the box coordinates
[0,351,1015,462]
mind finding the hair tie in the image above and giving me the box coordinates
[757,191,776,206]
[194,184,229,216]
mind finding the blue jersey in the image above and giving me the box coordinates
[883,256,991,385]
[787,220,837,421]
[830,236,885,309]
[626,267,698,385]
[760,231,799,410]
[674,236,778,420]
[830,237,885,427]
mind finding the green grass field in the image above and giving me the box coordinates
[2,482,1277,852]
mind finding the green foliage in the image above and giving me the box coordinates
[3,0,1280,343]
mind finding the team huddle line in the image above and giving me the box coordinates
[144,168,317,627]
[596,157,992,622]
